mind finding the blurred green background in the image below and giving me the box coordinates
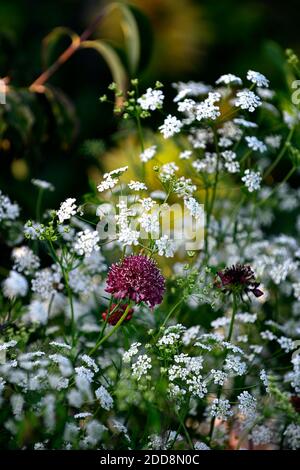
[0,0,299,215]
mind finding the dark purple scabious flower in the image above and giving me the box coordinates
[105,255,165,308]
[215,264,263,298]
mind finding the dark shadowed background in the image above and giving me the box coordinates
[0,0,299,215]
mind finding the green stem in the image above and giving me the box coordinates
[257,166,296,207]
[89,302,132,356]
[63,268,76,347]
[36,188,43,222]
[264,127,294,178]
[160,298,183,329]
[208,293,238,444]
[227,293,238,342]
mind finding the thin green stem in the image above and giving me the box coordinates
[36,188,43,222]
[257,166,296,207]
[89,302,132,356]
[160,298,183,330]
[208,293,238,444]
[264,127,294,178]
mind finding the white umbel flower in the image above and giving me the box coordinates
[31,179,55,191]
[247,70,269,88]
[3,271,28,299]
[140,145,157,163]
[12,246,40,275]
[155,235,176,258]
[95,385,113,410]
[216,74,242,85]
[235,90,261,112]
[237,391,257,418]
[138,88,164,111]
[210,398,233,420]
[73,229,100,256]
[241,169,262,192]
[57,198,77,223]
[128,180,148,191]
[245,136,267,153]
[159,115,183,138]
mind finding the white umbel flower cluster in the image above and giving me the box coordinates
[3,271,28,299]
[57,198,77,223]
[159,115,183,138]
[0,191,20,221]
[12,246,40,274]
[242,169,262,192]
[247,70,269,88]
[137,88,164,111]
[140,145,157,163]
[73,229,100,256]
[209,398,233,420]
[235,90,262,112]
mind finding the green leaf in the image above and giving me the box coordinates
[41,26,79,69]
[114,3,140,75]
[80,39,127,95]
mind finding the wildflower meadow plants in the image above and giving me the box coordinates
[2,63,300,451]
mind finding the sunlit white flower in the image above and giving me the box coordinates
[138,88,164,111]
[159,115,183,138]
[57,198,77,223]
[247,70,269,88]
[140,145,157,163]
[155,235,176,257]
[235,90,261,112]
[128,180,147,191]
[73,229,100,256]
[216,74,242,85]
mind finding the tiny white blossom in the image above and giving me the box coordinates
[210,398,233,420]
[237,391,257,418]
[159,115,183,138]
[216,74,242,85]
[12,246,40,275]
[241,169,262,192]
[123,342,141,363]
[247,70,269,88]
[235,90,261,112]
[140,145,157,163]
[245,136,267,153]
[57,198,77,223]
[3,271,28,299]
[0,191,20,221]
[73,229,100,256]
[138,88,164,111]
[184,197,204,219]
[128,180,148,191]
[155,235,176,258]
[95,385,113,410]
[132,354,152,381]
[179,150,192,160]
[31,179,55,191]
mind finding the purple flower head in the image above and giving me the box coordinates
[105,255,165,308]
[216,264,263,299]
